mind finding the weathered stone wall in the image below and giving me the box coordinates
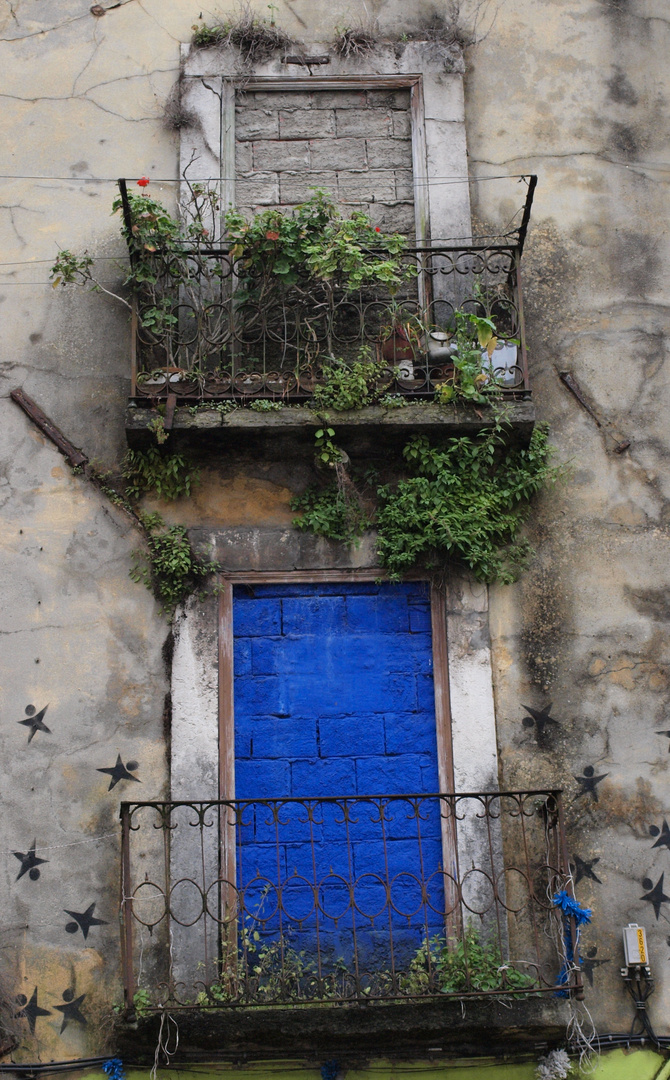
[236,88,415,233]
[0,0,669,1066]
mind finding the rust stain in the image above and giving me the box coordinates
[596,778,662,837]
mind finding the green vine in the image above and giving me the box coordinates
[292,422,559,584]
[130,512,219,613]
[121,445,200,501]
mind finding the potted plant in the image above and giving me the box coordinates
[379,304,426,376]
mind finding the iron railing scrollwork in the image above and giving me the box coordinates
[125,243,530,404]
[120,790,582,1011]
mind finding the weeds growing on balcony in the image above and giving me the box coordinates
[186,924,534,1008]
[310,350,388,412]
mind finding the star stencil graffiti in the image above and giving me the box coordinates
[54,989,87,1033]
[649,820,670,851]
[15,988,50,1034]
[574,765,609,802]
[64,902,108,940]
[97,754,141,791]
[521,703,559,739]
[581,946,611,987]
[18,703,51,743]
[13,840,48,881]
[640,873,670,920]
[571,854,602,885]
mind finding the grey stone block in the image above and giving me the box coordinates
[367,89,411,110]
[312,89,368,110]
[394,170,415,201]
[369,202,417,234]
[244,90,314,110]
[336,109,392,137]
[309,137,368,171]
[279,109,336,138]
[279,171,338,204]
[253,139,310,171]
[235,108,279,140]
[392,111,412,138]
[235,141,253,174]
[236,174,280,206]
[366,137,413,169]
[338,172,397,204]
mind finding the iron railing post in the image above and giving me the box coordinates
[119,802,135,1010]
[555,790,585,1000]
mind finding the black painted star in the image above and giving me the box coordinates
[581,946,610,987]
[54,989,87,1033]
[97,754,141,791]
[18,703,51,743]
[522,703,559,737]
[641,873,670,920]
[13,840,48,881]
[64,902,108,940]
[571,854,602,885]
[15,987,51,1034]
[574,765,609,802]
[656,730,670,752]
[650,820,670,851]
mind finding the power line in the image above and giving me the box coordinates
[0,172,532,186]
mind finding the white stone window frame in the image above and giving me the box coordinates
[179,41,472,246]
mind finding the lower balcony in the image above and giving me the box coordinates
[118,790,580,1056]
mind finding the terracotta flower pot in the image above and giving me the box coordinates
[381,327,416,364]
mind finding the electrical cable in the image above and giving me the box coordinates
[2,1032,670,1075]
[0,174,531,185]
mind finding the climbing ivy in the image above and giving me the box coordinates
[130,513,220,613]
[292,423,559,584]
[121,445,200,502]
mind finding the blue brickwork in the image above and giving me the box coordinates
[233,582,444,972]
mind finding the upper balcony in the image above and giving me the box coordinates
[117,788,579,1060]
[121,179,537,450]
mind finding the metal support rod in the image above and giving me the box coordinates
[516,174,538,256]
[119,802,136,1009]
[117,178,138,268]
[10,389,88,468]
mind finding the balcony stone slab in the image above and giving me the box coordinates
[115,994,571,1062]
[125,401,536,453]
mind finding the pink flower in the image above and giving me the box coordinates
[266,230,280,241]
[137,176,150,188]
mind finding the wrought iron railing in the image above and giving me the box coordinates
[120,790,581,1011]
[128,245,529,402]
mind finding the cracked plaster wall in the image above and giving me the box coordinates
[0,0,669,1060]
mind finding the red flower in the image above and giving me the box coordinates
[375,226,381,232]
[137,176,150,188]
[265,230,280,241]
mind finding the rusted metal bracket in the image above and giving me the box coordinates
[281,55,331,65]
[559,371,630,453]
[559,371,601,426]
[10,389,89,467]
[164,392,177,431]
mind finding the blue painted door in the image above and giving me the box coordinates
[232,581,445,981]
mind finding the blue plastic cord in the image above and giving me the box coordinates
[102,1060,126,1080]
[552,890,593,996]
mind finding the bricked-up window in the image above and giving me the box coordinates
[235,88,416,238]
[180,46,472,244]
